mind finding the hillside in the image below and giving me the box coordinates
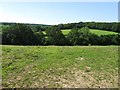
[2,45,118,88]
[61,29,118,36]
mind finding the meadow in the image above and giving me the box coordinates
[61,29,118,36]
[2,45,118,88]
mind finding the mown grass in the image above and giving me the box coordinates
[89,29,117,36]
[61,29,118,36]
[2,45,118,88]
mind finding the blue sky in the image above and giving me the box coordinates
[0,2,118,25]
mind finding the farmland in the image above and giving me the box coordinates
[2,45,118,88]
[61,29,118,36]
[1,23,119,88]
[1,2,119,89]
[1,24,118,36]
[42,28,118,36]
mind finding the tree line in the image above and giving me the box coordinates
[56,22,119,33]
[2,23,119,45]
[1,22,119,33]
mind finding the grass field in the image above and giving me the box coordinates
[61,29,118,36]
[89,29,117,36]
[2,45,118,88]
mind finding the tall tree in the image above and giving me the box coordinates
[45,26,69,45]
[2,24,40,45]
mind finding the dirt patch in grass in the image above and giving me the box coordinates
[55,68,118,88]
[2,46,118,88]
[2,65,118,88]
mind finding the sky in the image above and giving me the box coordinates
[0,2,118,25]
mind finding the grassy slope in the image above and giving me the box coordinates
[61,29,118,36]
[89,29,117,36]
[2,45,118,88]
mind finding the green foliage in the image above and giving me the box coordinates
[78,27,90,45]
[1,22,119,46]
[36,25,46,31]
[66,28,79,45]
[2,24,41,45]
[88,33,100,45]
[34,30,45,45]
[53,22,119,33]
[99,34,120,45]
[45,26,69,45]
[67,27,91,45]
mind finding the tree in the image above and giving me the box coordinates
[67,28,79,45]
[2,24,40,45]
[45,26,69,45]
[99,35,115,45]
[36,25,46,31]
[67,27,91,45]
[34,30,45,45]
[112,34,119,45]
[89,33,100,45]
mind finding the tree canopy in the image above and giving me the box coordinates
[2,22,119,46]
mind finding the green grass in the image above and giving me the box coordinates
[43,31,46,35]
[2,45,118,88]
[90,29,117,36]
[61,29,118,36]
[61,29,71,35]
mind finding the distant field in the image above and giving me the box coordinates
[1,25,117,36]
[89,29,117,36]
[61,29,71,35]
[2,45,118,88]
[61,29,118,36]
[42,29,118,36]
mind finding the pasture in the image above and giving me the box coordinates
[89,29,117,36]
[61,29,118,36]
[43,29,118,36]
[2,45,118,88]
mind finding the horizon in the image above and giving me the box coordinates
[0,2,118,25]
[1,21,118,26]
